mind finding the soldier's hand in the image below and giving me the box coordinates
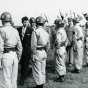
[32,55,36,62]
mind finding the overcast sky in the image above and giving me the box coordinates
[0,0,88,25]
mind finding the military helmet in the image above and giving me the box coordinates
[54,18,63,25]
[72,17,79,23]
[0,12,12,22]
[29,17,36,24]
[85,14,88,21]
[68,17,72,22]
[86,22,88,28]
[36,16,45,24]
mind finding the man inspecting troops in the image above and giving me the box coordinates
[0,12,22,88]
[17,16,32,85]
[31,16,50,88]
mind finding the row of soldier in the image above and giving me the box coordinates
[0,11,88,88]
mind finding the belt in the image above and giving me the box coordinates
[77,37,82,41]
[60,42,65,47]
[36,47,46,50]
[4,47,16,53]
[56,42,65,49]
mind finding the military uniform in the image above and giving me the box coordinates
[85,22,88,65]
[73,23,84,71]
[0,23,22,88]
[31,23,50,87]
[65,23,74,66]
[54,18,68,82]
[0,12,22,88]
[55,27,68,77]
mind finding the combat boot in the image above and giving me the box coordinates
[54,75,65,82]
[33,84,43,88]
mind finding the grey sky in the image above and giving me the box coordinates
[0,0,87,25]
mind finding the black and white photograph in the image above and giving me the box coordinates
[0,0,88,88]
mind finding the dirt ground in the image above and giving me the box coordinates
[0,49,88,88]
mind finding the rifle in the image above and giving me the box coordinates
[59,9,64,20]
[44,13,48,22]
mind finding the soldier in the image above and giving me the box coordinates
[17,16,32,85]
[72,17,84,73]
[54,18,68,82]
[85,22,88,66]
[65,17,74,68]
[0,12,22,88]
[31,16,50,88]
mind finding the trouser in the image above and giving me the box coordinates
[20,51,31,80]
[2,51,18,88]
[67,46,74,65]
[55,46,66,76]
[85,48,88,64]
[32,49,47,85]
[74,41,83,70]
[0,59,2,68]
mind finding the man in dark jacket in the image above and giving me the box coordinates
[17,16,33,85]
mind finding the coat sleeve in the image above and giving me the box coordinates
[0,31,4,60]
[31,31,37,55]
[16,31,23,61]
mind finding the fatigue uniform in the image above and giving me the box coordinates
[73,24,84,70]
[55,27,68,76]
[65,25,74,65]
[0,23,22,88]
[85,28,88,64]
[31,26,50,85]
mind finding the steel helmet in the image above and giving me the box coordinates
[0,12,12,22]
[29,17,36,24]
[68,17,72,22]
[54,18,63,25]
[36,16,45,24]
[73,17,79,23]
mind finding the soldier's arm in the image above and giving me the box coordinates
[0,31,4,60]
[65,37,69,47]
[55,32,62,48]
[0,36,4,57]
[16,31,23,61]
[45,35,50,53]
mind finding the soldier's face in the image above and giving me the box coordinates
[23,20,29,27]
